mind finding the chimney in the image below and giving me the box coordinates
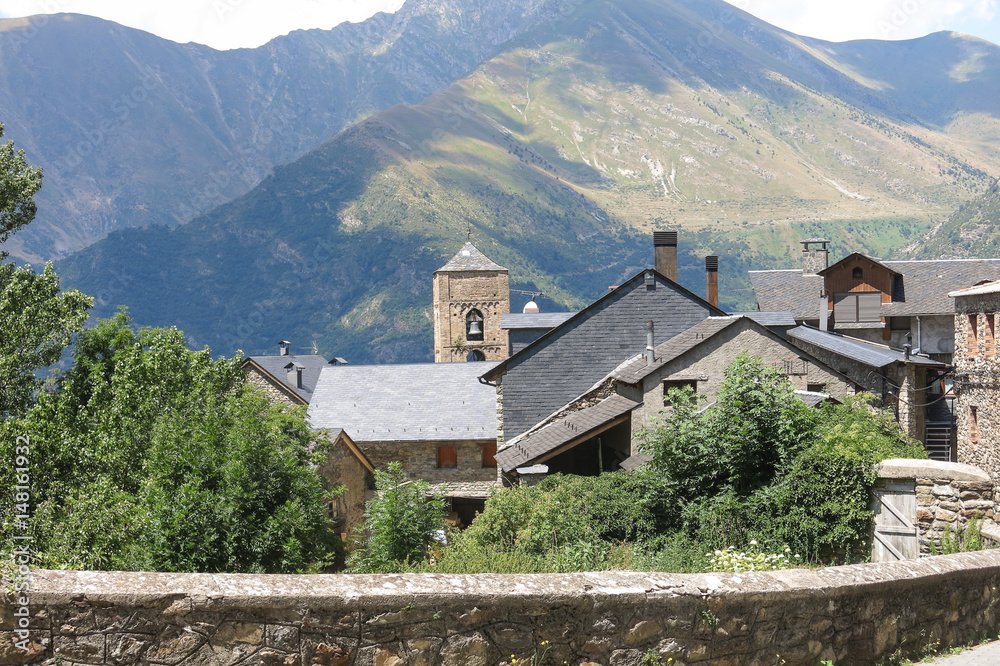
[801,239,830,276]
[819,289,829,332]
[653,231,678,282]
[278,340,291,356]
[646,321,655,366]
[286,362,304,389]
[705,255,719,308]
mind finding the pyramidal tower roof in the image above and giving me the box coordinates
[435,242,507,273]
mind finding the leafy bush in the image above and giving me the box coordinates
[707,543,801,572]
[347,462,446,573]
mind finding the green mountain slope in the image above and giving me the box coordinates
[58,0,1000,363]
[910,181,1000,258]
[0,0,561,262]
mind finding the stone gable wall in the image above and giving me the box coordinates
[246,368,300,406]
[953,294,1000,485]
[9,552,1000,666]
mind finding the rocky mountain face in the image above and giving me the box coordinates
[47,0,1000,362]
[911,181,1000,258]
[0,0,561,261]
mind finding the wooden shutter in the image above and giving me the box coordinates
[872,480,918,561]
[437,446,457,468]
[857,292,882,322]
[481,443,497,468]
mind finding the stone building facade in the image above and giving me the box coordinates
[244,369,301,406]
[314,430,375,544]
[951,281,1000,482]
[433,242,510,363]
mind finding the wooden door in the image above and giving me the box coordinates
[872,480,918,561]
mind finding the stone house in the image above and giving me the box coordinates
[494,315,853,480]
[950,280,1000,482]
[242,340,336,405]
[315,429,375,544]
[308,362,499,526]
[786,325,953,458]
[480,266,727,449]
[750,241,1000,362]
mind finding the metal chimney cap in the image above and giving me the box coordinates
[705,255,719,272]
[653,230,678,247]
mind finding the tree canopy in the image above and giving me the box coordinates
[0,123,43,249]
[0,313,340,572]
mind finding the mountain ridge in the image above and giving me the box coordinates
[56,0,1000,363]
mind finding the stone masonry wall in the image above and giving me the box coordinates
[8,552,1000,666]
[915,475,996,553]
[246,369,300,407]
[953,294,1000,486]
[360,440,497,484]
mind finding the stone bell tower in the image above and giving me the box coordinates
[433,242,510,363]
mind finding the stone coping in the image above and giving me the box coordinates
[877,458,991,483]
[29,550,1000,609]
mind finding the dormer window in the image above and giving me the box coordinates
[852,267,863,280]
[466,309,484,341]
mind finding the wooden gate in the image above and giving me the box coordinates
[872,480,918,561]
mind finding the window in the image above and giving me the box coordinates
[465,309,484,341]
[985,314,996,359]
[663,379,697,406]
[481,443,497,468]
[833,291,882,324]
[967,314,979,358]
[852,267,863,280]
[807,382,827,393]
[437,446,457,468]
[467,349,486,362]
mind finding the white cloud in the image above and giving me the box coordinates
[730,0,1000,44]
[0,0,407,49]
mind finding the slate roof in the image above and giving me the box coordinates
[309,362,498,442]
[243,353,330,403]
[494,394,640,472]
[435,242,507,273]
[481,269,725,438]
[881,259,1000,315]
[619,452,653,471]
[751,259,1000,319]
[793,390,838,407]
[787,326,947,369]
[501,312,576,329]
[949,280,1000,298]
[733,311,798,327]
[748,270,825,319]
[613,317,744,384]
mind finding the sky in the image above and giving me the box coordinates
[0,0,997,50]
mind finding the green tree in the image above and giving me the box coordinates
[0,123,42,249]
[348,461,446,572]
[0,262,92,417]
[0,312,339,572]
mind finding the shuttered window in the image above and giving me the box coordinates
[481,443,497,468]
[833,292,882,324]
[437,446,457,468]
[967,314,979,358]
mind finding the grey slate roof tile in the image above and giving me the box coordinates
[309,362,498,443]
[495,394,640,472]
[748,270,825,320]
[435,242,507,272]
[245,353,330,403]
[751,259,1000,319]
[733,311,798,327]
[483,269,724,439]
[501,312,576,329]
[613,317,742,384]
[787,326,947,369]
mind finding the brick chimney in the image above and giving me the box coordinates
[653,231,678,282]
[705,255,719,307]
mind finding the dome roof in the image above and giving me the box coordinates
[522,300,540,314]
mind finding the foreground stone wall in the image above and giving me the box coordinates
[7,551,1000,666]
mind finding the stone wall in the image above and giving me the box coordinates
[360,439,497,485]
[316,437,372,544]
[246,369,300,406]
[953,293,1000,485]
[878,459,997,556]
[9,552,1000,666]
